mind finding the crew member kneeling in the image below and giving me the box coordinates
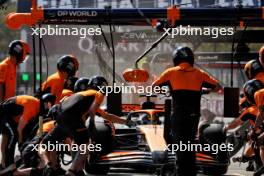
[0,94,55,168]
[40,76,133,176]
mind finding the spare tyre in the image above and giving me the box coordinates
[199,123,229,162]
[90,121,114,155]
[200,123,226,145]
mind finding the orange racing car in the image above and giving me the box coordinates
[85,105,230,176]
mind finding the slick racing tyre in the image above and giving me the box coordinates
[89,121,114,155]
[85,121,112,175]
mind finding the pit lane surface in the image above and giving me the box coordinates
[0,136,254,176]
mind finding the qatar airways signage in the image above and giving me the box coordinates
[37,0,261,8]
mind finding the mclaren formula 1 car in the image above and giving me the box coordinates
[86,105,230,176]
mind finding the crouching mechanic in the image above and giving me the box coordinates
[241,79,264,176]
[0,94,56,169]
[40,76,134,176]
[223,59,263,169]
[2,120,58,176]
[240,59,264,110]
[0,40,30,170]
[224,104,258,170]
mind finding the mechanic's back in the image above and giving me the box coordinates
[60,89,103,117]
[155,63,219,114]
[152,46,221,176]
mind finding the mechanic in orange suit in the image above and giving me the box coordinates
[224,105,258,169]
[239,59,264,112]
[244,59,264,83]
[224,59,264,171]
[0,40,30,101]
[152,46,222,176]
[40,76,130,176]
[11,120,67,176]
[0,94,57,168]
[242,79,264,176]
[38,55,79,104]
[0,40,30,170]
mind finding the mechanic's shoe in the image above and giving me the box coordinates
[254,166,264,176]
[246,160,255,171]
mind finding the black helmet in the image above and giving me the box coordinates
[89,76,108,92]
[172,46,194,66]
[9,40,30,63]
[259,46,264,67]
[64,76,78,91]
[243,79,263,105]
[74,77,90,93]
[57,55,79,76]
[244,60,263,80]
[41,93,56,105]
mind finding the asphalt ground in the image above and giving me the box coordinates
[0,136,256,176]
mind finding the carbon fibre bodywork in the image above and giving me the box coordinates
[86,109,230,175]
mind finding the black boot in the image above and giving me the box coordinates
[254,166,264,176]
[246,160,255,171]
